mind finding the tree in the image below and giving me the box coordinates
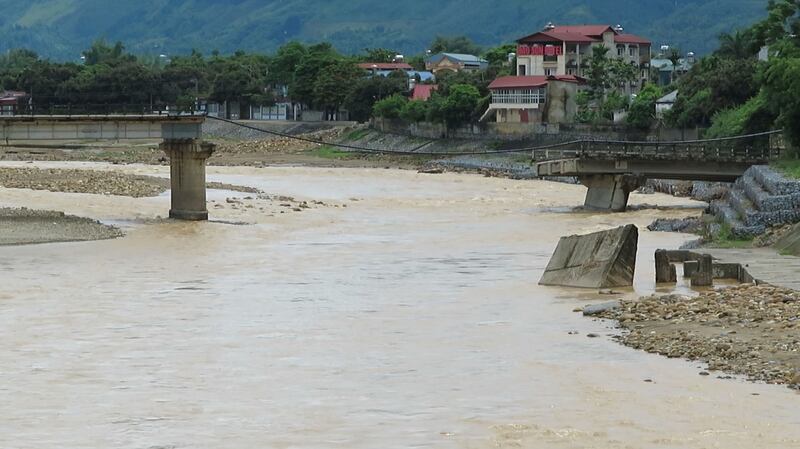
[268,42,308,85]
[750,0,800,47]
[760,40,800,149]
[482,43,517,77]
[586,45,612,99]
[400,100,428,122]
[209,52,272,115]
[626,84,663,129]
[667,56,759,128]
[600,90,629,121]
[429,36,482,55]
[290,42,342,106]
[440,83,480,128]
[312,60,362,117]
[608,59,638,91]
[372,94,407,119]
[82,39,135,66]
[361,48,396,62]
[344,73,407,122]
[161,51,210,106]
[716,30,758,59]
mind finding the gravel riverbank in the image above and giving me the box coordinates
[586,284,800,389]
[0,167,261,197]
[0,167,169,197]
[0,207,123,245]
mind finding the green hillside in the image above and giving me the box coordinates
[0,0,768,59]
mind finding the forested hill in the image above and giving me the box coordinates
[0,0,767,59]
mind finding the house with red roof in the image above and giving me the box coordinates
[0,91,28,116]
[515,24,651,96]
[481,75,584,124]
[411,84,437,101]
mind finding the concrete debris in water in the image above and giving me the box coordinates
[582,301,622,316]
[539,224,638,288]
[589,284,800,389]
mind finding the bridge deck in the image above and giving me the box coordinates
[536,157,755,182]
[0,114,205,141]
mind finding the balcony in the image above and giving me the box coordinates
[491,91,546,105]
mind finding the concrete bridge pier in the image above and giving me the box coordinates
[161,139,215,221]
[580,174,644,212]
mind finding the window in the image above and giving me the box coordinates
[617,45,625,56]
[629,46,637,57]
[518,64,527,76]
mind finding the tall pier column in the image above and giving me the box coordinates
[580,174,644,212]
[160,139,215,221]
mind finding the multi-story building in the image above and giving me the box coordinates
[515,24,651,95]
[482,75,583,124]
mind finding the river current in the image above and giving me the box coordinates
[1,163,798,448]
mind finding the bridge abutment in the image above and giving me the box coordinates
[580,174,644,212]
[161,139,215,221]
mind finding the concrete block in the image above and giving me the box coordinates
[691,254,714,287]
[539,224,638,288]
[655,250,677,283]
[712,263,743,280]
[684,260,698,277]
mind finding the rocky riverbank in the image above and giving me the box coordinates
[585,284,800,389]
[0,207,123,245]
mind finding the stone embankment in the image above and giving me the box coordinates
[202,119,350,141]
[646,166,800,239]
[709,165,800,237]
[585,284,800,388]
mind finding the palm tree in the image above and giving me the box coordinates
[667,48,681,84]
[716,30,755,59]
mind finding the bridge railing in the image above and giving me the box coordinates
[6,103,206,117]
[532,131,783,164]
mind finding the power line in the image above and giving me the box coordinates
[207,115,582,156]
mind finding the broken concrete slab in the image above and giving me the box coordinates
[655,249,677,283]
[691,254,714,287]
[539,224,638,288]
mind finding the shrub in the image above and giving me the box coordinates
[372,94,407,119]
[400,100,428,123]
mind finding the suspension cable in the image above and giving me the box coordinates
[206,115,782,157]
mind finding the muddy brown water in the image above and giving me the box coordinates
[1,162,799,448]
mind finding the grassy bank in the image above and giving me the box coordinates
[772,158,800,179]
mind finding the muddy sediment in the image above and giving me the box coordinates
[0,207,123,245]
[589,284,800,388]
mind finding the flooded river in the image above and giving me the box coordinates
[1,163,799,448]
